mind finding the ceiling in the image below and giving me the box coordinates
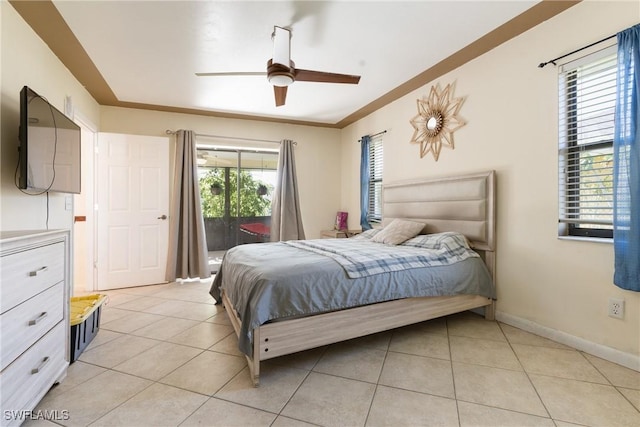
[12,1,578,128]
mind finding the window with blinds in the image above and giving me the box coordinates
[558,46,616,239]
[368,135,384,223]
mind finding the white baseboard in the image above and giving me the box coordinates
[496,311,640,372]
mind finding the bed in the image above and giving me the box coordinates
[210,170,496,386]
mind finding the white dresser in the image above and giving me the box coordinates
[0,230,70,426]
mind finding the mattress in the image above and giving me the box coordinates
[210,235,495,355]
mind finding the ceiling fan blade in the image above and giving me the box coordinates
[195,72,266,77]
[274,86,287,107]
[272,26,291,67]
[294,69,361,84]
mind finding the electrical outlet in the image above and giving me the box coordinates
[608,298,625,319]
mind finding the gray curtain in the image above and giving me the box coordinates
[270,139,305,241]
[166,130,209,281]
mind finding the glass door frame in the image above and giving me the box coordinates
[197,145,278,251]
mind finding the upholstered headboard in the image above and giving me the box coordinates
[382,170,496,252]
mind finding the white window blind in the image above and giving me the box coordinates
[368,135,384,223]
[558,46,616,238]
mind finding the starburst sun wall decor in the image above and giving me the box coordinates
[409,83,466,161]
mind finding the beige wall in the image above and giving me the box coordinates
[340,1,640,361]
[100,106,342,239]
[1,2,100,231]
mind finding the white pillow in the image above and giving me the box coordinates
[370,219,425,245]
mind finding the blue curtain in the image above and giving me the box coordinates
[360,135,372,230]
[613,24,640,291]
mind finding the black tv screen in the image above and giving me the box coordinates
[18,86,81,194]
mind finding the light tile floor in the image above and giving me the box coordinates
[29,280,640,427]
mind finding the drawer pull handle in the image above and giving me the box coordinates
[28,312,48,326]
[31,356,50,375]
[29,266,48,277]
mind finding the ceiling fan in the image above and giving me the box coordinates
[196,26,361,107]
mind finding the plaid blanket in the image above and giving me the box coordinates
[283,236,479,279]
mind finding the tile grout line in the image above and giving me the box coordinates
[575,351,640,414]
[362,329,394,427]
[73,301,246,425]
[497,321,555,422]
[89,308,247,426]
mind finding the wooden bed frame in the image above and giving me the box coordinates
[222,170,496,386]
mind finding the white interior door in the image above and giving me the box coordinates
[96,133,170,290]
[73,114,97,294]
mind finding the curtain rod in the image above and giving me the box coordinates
[165,130,284,145]
[358,129,387,142]
[538,33,617,68]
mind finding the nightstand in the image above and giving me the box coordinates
[321,229,362,238]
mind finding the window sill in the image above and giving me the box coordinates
[558,235,613,244]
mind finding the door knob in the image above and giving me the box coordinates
[157,214,167,220]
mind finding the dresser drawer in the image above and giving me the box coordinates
[0,283,64,371]
[0,242,65,314]
[1,321,67,417]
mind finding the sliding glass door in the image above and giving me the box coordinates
[197,149,278,252]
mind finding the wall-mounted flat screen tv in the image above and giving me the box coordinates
[18,86,81,194]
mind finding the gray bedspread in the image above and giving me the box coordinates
[209,239,495,356]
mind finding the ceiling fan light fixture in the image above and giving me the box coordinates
[268,74,294,87]
[197,25,360,108]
